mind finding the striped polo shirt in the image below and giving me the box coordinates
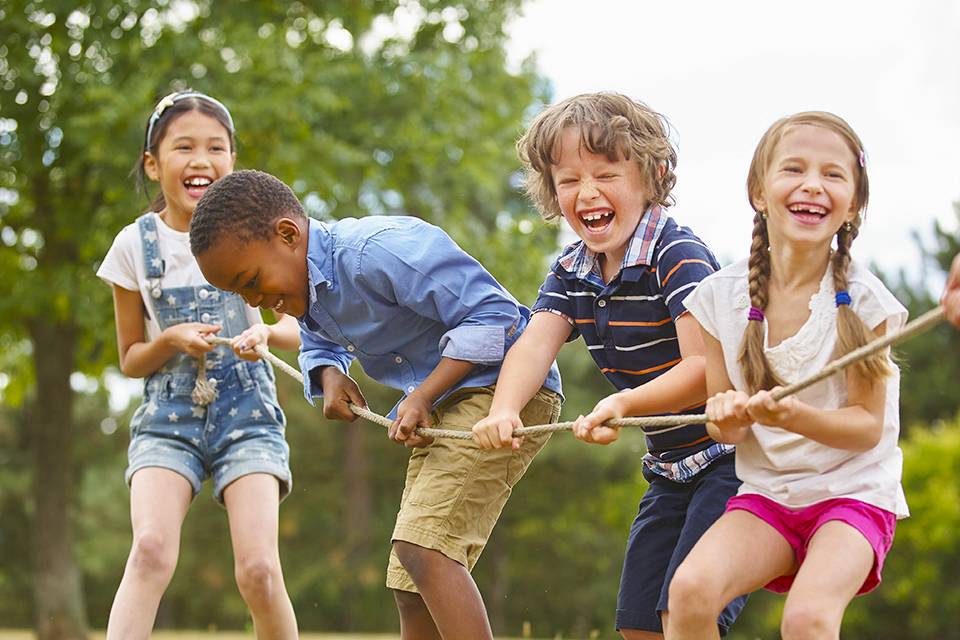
[533,206,733,480]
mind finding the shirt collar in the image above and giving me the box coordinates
[306,217,334,308]
[557,205,667,280]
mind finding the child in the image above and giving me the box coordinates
[945,253,960,327]
[188,169,563,640]
[96,91,301,639]
[472,92,746,639]
[668,112,909,640]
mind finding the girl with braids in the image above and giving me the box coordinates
[667,112,908,640]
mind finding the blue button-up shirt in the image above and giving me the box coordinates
[298,216,562,416]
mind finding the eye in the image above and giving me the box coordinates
[598,173,617,180]
[825,170,845,179]
[211,144,227,152]
[556,177,577,186]
[782,165,802,174]
[244,274,259,289]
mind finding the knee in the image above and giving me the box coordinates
[393,541,436,582]
[128,530,178,582]
[667,565,721,624]
[393,588,428,616]
[781,602,837,640]
[235,555,282,605]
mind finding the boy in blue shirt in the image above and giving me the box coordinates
[190,169,562,640]
[473,93,745,638]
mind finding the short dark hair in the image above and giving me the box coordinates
[190,170,305,255]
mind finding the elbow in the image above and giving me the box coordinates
[853,427,883,452]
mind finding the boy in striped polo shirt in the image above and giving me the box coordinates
[473,93,745,638]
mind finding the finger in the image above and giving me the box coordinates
[347,386,368,410]
[498,422,515,447]
[511,436,524,452]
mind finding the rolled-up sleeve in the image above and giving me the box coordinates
[357,223,521,365]
[297,328,355,404]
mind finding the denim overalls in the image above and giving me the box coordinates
[126,214,292,503]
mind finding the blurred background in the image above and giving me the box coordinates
[1,1,958,638]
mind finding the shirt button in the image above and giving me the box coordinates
[395,356,403,364]
[200,312,211,323]
[407,386,415,393]
[346,344,356,352]
[198,289,209,300]
[597,299,607,307]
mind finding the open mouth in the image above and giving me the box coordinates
[184,175,213,198]
[580,208,615,233]
[787,202,828,224]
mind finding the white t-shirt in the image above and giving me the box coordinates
[684,258,909,518]
[96,212,261,341]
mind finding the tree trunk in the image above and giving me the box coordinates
[341,420,372,629]
[29,319,88,640]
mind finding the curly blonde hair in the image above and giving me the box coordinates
[517,93,677,221]
[739,112,891,392]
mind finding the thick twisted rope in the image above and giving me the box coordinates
[206,304,945,441]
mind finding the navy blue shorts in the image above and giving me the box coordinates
[616,453,746,635]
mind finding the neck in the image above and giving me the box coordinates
[159,207,191,233]
[768,240,831,290]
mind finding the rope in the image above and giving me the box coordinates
[205,304,946,440]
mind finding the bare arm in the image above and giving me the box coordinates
[390,356,476,447]
[747,322,888,452]
[112,285,218,378]
[472,312,571,449]
[231,312,302,360]
[701,320,752,444]
[944,253,960,328]
[573,312,709,444]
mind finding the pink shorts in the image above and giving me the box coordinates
[726,494,897,595]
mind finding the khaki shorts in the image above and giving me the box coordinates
[386,385,561,593]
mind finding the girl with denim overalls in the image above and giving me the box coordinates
[96,91,301,639]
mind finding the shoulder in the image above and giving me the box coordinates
[846,260,908,330]
[654,218,720,266]
[688,258,750,301]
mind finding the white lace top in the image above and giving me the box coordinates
[684,258,909,518]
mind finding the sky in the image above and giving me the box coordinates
[505,0,960,285]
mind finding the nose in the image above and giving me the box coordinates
[578,177,600,201]
[241,290,261,307]
[801,172,823,194]
[189,151,212,169]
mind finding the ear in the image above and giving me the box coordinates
[275,217,303,249]
[751,192,767,213]
[143,152,160,182]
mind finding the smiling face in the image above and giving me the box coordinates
[195,217,310,318]
[753,124,859,252]
[552,127,651,272]
[144,110,234,227]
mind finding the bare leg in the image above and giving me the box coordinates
[394,589,443,640]
[667,510,796,640]
[106,468,192,640]
[393,540,493,640]
[224,473,298,640]
[779,521,874,640]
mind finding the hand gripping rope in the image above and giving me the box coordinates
[205,305,946,441]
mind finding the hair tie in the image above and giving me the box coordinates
[835,291,852,307]
[747,306,765,322]
[145,90,235,148]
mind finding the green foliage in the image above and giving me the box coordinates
[882,202,960,428]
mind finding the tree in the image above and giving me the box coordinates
[883,201,960,428]
[0,0,549,634]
